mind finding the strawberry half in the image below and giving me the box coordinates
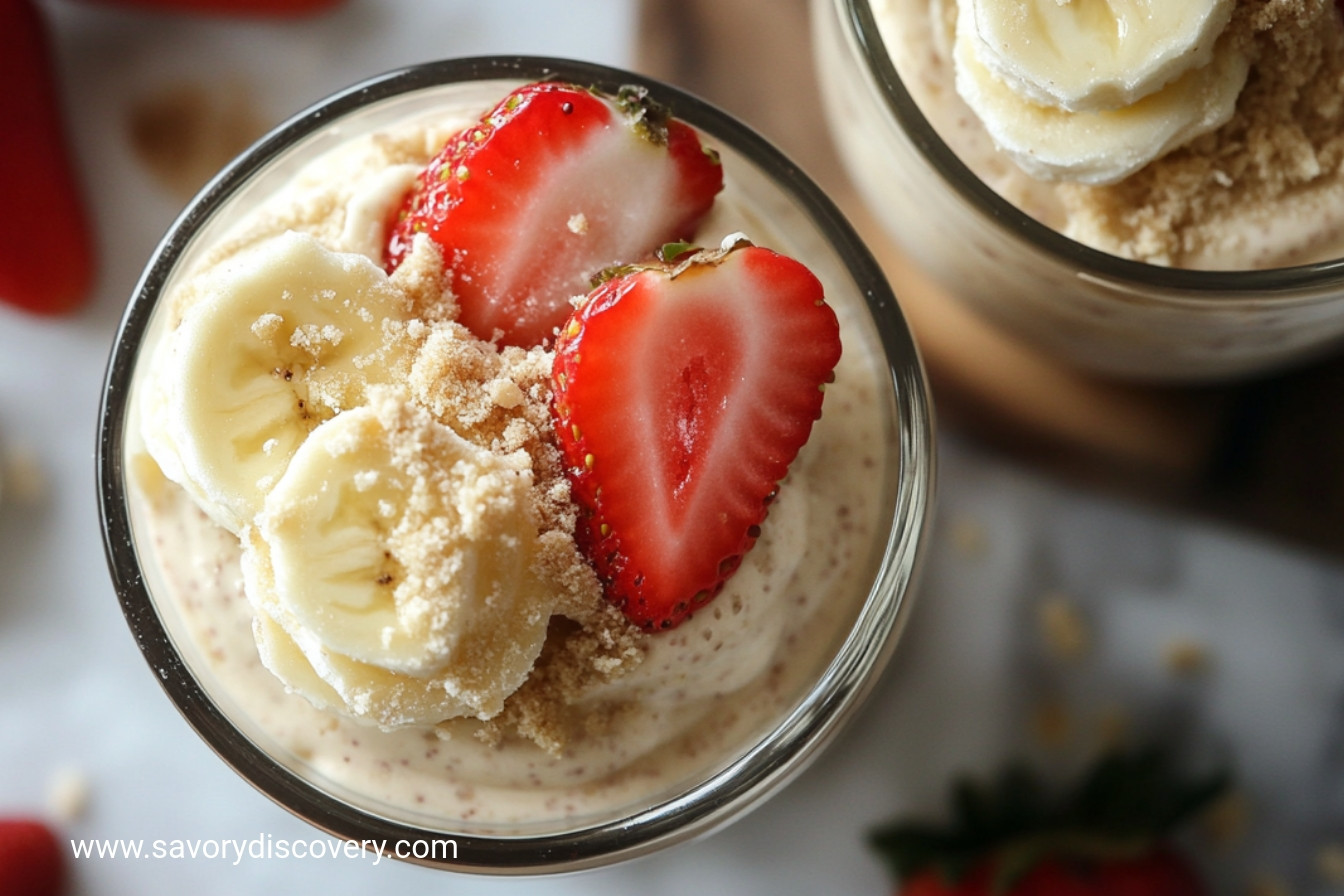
[551,238,841,631]
[385,81,723,348]
[0,818,65,896]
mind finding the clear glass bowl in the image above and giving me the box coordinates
[812,0,1344,381]
[96,56,934,872]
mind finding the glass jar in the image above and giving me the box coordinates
[813,0,1344,381]
[97,55,934,872]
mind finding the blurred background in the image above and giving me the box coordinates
[3,0,1343,892]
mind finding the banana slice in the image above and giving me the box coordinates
[953,0,1249,184]
[253,605,490,728]
[241,396,554,725]
[144,231,413,532]
[251,612,346,714]
[969,0,1236,112]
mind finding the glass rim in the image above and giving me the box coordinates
[96,54,934,873]
[841,0,1344,300]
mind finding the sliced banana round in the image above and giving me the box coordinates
[144,230,413,533]
[251,612,347,715]
[253,607,500,728]
[250,576,487,729]
[242,396,554,723]
[968,0,1237,113]
[953,0,1249,185]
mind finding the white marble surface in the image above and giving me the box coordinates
[2,1,1343,893]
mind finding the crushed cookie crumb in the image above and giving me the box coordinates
[46,766,90,823]
[1315,842,1344,885]
[1037,593,1089,663]
[1247,872,1292,896]
[1060,0,1344,267]
[1,444,46,505]
[1163,638,1212,678]
[948,515,988,558]
[1202,788,1251,847]
[388,233,456,321]
[1030,695,1072,749]
[393,298,642,753]
[1094,704,1130,751]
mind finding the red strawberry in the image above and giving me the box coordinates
[0,818,65,896]
[900,849,1205,896]
[551,238,841,631]
[0,0,95,315]
[386,81,723,348]
[76,0,345,14]
[871,749,1227,896]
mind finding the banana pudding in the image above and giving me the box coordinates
[813,0,1344,378]
[101,60,930,864]
[906,0,1344,269]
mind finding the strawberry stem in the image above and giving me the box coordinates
[615,83,672,144]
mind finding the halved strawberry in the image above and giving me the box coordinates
[385,81,723,348]
[551,238,841,631]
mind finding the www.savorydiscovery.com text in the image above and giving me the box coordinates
[69,833,458,865]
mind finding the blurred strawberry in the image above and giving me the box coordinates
[0,818,64,896]
[0,0,95,315]
[871,749,1228,896]
[81,0,346,15]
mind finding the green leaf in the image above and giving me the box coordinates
[657,241,698,263]
[615,83,672,145]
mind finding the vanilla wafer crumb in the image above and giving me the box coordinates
[1203,788,1252,846]
[387,233,457,321]
[1163,638,1212,677]
[1037,593,1089,663]
[1059,0,1344,267]
[1315,842,1344,885]
[1247,872,1292,896]
[405,299,645,755]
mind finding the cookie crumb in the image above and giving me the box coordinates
[1202,788,1251,847]
[1037,594,1089,663]
[127,82,267,200]
[2,444,46,505]
[1029,695,1072,749]
[1315,842,1344,885]
[948,515,988,557]
[46,766,90,823]
[1246,872,1292,896]
[490,378,526,409]
[1061,0,1344,267]
[398,312,641,752]
[1094,704,1130,750]
[1163,638,1212,678]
